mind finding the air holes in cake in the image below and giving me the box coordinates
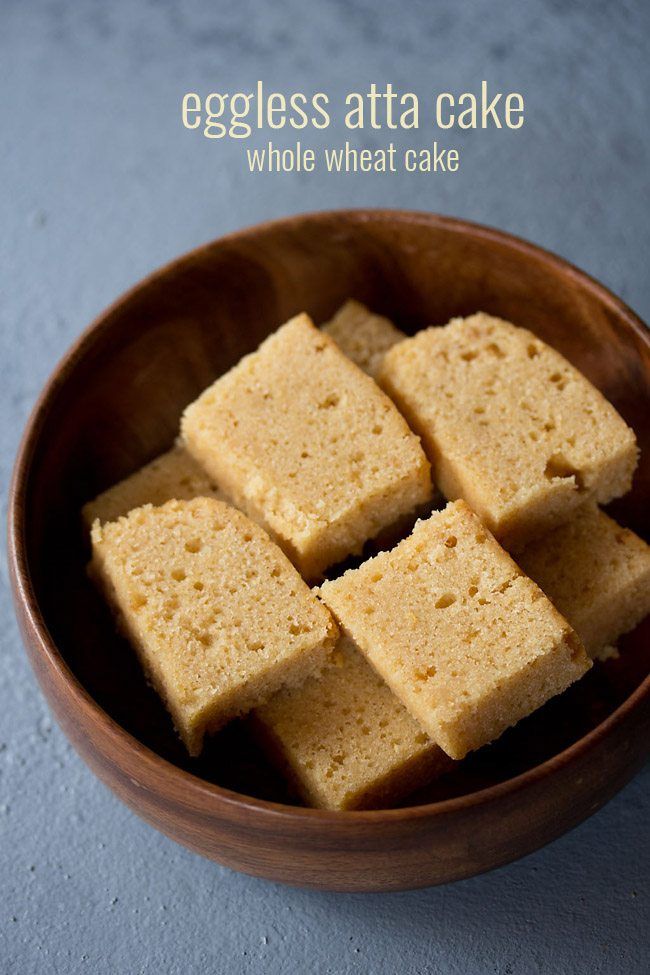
[193,581,204,591]
[474,406,485,415]
[185,538,201,554]
[461,350,477,361]
[550,372,568,391]
[371,571,383,583]
[527,343,540,359]
[468,585,478,597]
[318,393,340,409]
[444,535,457,548]
[487,342,504,358]
[300,450,310,459]
[415,665,437,682]
[130,593,147,611]
[435,593,456,609]
[475,532,486,543]
[544,454,586,491]
[171,568,186,582]
[243,532,253,542]
[270,566,281,578]
[372,424,383,435]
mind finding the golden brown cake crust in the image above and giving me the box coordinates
[181,313,432,579]
[322,300,406,378]
[378,313,638,549]
[320,500,590,760]
[82,444,227,529]
[90,497,338,755]
[253,636,450,810]
[517,504,650,657]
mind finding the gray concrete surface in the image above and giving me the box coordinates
[1,1,649,972]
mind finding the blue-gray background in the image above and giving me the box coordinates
[1,2,649,973]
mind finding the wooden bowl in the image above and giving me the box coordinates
[8,210,650,892]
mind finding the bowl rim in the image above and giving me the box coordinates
[8,207,650,825]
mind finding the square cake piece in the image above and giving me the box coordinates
[181,314,432,579]
[82,444,227,529]
[90,497,338,755]
[378,313,638,549]
[320,500,590,760]
[517,504,650,659]
[252,636,450,810]
[322,300,406,378]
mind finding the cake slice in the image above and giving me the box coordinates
[517,504,650,659]
[90,497,338,755]
[82,444,227,529]
[252,636,450,810]
[181,314,432,580]
[378,313,638,550]
[322,300,406,378]
[320,500,590,760]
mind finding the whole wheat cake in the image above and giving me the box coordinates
[253,636,450,810]
[82,444,227,529]
[320,500,590,760]
[378,313,638,550]
[181,313,432,580]
[90,497,338,755]
[322,300,406,378]
[517,504,650,659]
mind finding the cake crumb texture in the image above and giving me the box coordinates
[181,313,432,579]
[320,499,590,760]
[253,635,450,810]
[518,504,650,658]
[322,300,406,378]
[82,444,227,528]
[378,313,638,549]
[90,497,338,755]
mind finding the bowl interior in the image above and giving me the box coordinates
[20,211,650,807]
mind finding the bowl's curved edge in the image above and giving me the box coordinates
[7,208,650,891]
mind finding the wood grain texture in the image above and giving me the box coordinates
[8,210,650,891]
